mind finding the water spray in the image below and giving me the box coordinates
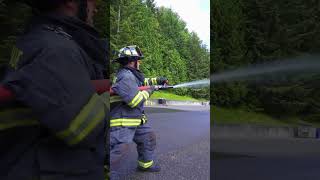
[211,55,320,84]
[173,79,210,89]
[0,80,207,104]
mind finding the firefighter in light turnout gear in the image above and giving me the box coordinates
[0,0,108,179]
[110,46,168,178]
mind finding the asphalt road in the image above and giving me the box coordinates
[114,105,210,180]
[212,137,320,180]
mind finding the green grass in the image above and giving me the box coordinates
[211,106,302,126]
[150,91,201,101]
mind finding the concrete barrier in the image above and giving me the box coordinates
[145,99,209,106]
[212,124,319,139]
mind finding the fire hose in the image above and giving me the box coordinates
[0,79,173,104]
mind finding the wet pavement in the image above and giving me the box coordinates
[114,106,210,180]
[212,137,320,180]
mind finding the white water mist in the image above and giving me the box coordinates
[211,55,320,83]
[174,79,210,88]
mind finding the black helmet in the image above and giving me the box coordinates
[114,45,144,65]
[23,0,88,21]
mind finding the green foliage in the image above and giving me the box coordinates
[0,1,32,68]
[110,0,210,99]
[150,91,200,102]
[211,106,300,126]
[212,0,320,122]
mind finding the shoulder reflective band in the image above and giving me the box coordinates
[56,93,105,145]
[0,108,39,131]
[138,160,154,168]
[110,118,141,127]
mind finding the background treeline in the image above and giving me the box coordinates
[110,0,210,99]
[212,0,320,122]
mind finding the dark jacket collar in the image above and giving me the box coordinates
[28,13,108,67]
[123,66,145,83]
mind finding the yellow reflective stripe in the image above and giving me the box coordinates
[0,120,38,131]
[110,118,141,127]
[69,108,104,145]
[100,92,109,107]
[9,47,23,69]
[151,78,157,85]
[0,108,39,131]
[56,93,105,145]
[110,119,141,123]
[132,95,143,107]
[128,93,142,106]
[138,160,154,168]
[110,95,122,103]
[129,92,143,108]
[141,91,149,100]
[144,78,150,86]
[112,77,117,84]
[111,123,139,127]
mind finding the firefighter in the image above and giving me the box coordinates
[0,0,108,179]
[110,45,168,178]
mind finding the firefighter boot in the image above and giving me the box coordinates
[137,163,161,172]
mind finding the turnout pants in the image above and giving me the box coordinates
[110,123,156,175]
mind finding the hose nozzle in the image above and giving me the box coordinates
[156,85,174,90]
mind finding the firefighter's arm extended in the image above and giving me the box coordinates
[2,45,108,147]
[112,74,155,108]
[143,77,168,86]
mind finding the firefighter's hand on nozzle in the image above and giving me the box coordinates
[147,85,159,95]
[158,77,169,85]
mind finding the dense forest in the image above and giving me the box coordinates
[110,0,210,99]
[212,0,320,122]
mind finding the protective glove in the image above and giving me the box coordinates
[158,77,169,85]
[146,85,159,95]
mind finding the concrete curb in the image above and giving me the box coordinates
[145,99,209,106]
[212,124,320,139]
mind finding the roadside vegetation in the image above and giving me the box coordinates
[211,106,320,127]
[150,91,201,102]
[212,0,320,124]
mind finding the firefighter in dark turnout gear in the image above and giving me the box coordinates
[0,0,108,179]
[110,46,168,178]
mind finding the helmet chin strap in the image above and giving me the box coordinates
[134,60,139,70]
